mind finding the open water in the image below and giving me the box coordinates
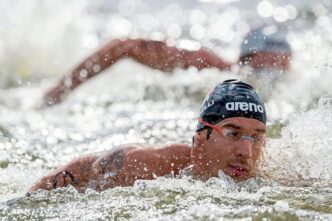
[0,0,332,220]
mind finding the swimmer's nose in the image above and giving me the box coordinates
[235,138,253,158]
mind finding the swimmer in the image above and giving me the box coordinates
[42,25,291,106]
[239,26,291,99]
[30,79,267,193]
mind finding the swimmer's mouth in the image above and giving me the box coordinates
[226,164,250,178]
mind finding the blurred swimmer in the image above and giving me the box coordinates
[41,25,291,106]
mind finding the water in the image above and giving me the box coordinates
[1,0,332,220]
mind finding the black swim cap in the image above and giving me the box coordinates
[197,79,266,131]
[240,25,291,58]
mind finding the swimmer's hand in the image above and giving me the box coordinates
[40,83,68,108]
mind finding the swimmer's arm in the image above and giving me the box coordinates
[42,39,231,106]
[28,154,98,193]
[127,39,231,71]
[28,147,132,193]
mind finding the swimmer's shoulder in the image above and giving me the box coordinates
[100,143,190,153]
[93,143,191,165]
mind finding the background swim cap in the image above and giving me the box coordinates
[196,79,266,131]
[240,25,291,58]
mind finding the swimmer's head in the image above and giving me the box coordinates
[239,25,291,71]
[193,79,266,181]
[196,79,266,132]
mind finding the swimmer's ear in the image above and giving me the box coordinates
[190,131,208,177]
[193,131,206,149]
[192,130,208,158]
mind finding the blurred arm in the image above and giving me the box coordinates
[42,39,231,106]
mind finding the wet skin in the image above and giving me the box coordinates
[29,117,266,193]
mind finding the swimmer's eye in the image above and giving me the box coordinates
[252,134,265,145]
[223,129,241,140]
[222,129,266,146]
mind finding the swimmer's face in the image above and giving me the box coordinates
[240,51,291,71]
[194,117,266,181]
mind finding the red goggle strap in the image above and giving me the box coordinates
[196,118,222,133]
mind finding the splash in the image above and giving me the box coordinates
[263,97,332,185]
